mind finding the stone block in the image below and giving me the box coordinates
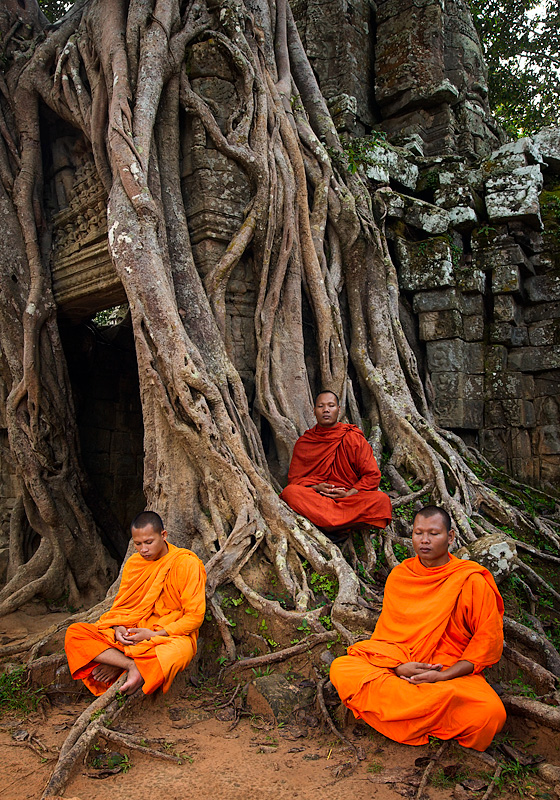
[403,198,450,234]
[535,372,560,397]
[508,346,560,372]
[536,425,560,455]
[492,264,520,294]
[484,369,533,401]
[395,237,454,291]
[455,265,485,293]
[528,319,560,347]
[524,301,560,324]
[110,452,138,476]
[246,674,315,723]
[427,340,484,373]
[494,294,522,324]
[80,426,111,453]
[431,372,484,428]
[480,428,508,467]
[489,323,528,347]
[419,309,463,340]
[525,274,560,303]
[485,399,535,428]
[448,205,478,229]
[84,452,110,475]
[463,314,484,341]
[484,345,508,375]
[364,144,418,190]
[533,126,560,173]
[535,395,559,425]
[412,288,460,313]
[461,294,484,316]
[511,428,533,462]
[487,138,543,170]
[485,165,543,229]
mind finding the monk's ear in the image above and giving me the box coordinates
[161,529,168,541]
[448,528,456,549]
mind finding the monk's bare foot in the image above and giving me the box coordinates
[120,663,145,695]
[92,664,122,684]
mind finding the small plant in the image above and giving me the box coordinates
[309,571,338,601]
[0,667,45,718]
[252,666,274,678]
[496,760,538,796]
[222,594,244,608]
[319,614,333,630]
[245,606,259,617]
[367,761,383,774]
[216,655,228,666]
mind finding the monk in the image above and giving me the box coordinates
[65,511,206,696]
[280,391,392,540]
[329,506,506,751]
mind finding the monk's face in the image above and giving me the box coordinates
[131,524,169,561]
[313,392,340,427]
[411,512,454,568]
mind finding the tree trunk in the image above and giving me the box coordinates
[0,0,558,661]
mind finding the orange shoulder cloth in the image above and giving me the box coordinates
[97,543,195,631]
[348,554,503,666]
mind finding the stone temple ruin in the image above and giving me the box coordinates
[0,0,558,578]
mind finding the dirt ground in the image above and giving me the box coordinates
[1,610,559,800]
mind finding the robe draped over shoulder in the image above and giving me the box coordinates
[65,543,206,696]
[280,423,391,531]
[330,555,505,751]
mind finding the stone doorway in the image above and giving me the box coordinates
[59,308,145,562]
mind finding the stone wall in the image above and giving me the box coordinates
[373,133,560,492]
[293,0,504,158]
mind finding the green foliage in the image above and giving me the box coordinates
[251,665,274,677]
[496,760,538,795]
[508,672,538,699]
[39,2,74,23]
[222,594,244,608]
[327,132,389,174]
[309,571,339,601]
[469,0,560,135]
[0,667,44,718]
[319,614,333,630]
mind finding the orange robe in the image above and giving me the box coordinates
[280,423,391,532]
[330,555,505,751]
[65,543,206,696]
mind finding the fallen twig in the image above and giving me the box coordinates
[314,673,364,762]
[416,741,447,799]
[480,764,502,800]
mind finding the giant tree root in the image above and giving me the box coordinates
[502,694,560,731]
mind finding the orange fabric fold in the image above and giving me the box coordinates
[330,555,505,751]
[65,543,206,696]
[280,423,392,531]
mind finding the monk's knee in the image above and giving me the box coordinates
[486,693,506,733]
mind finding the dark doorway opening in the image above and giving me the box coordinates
[60,310,145,563]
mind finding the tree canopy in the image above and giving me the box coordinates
[470,0,560,136]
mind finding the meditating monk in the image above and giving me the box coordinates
[280,391,392,541]
[329,505,506,751]
[65,511,206,696]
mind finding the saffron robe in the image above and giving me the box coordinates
[330,555,505,751]
[280,423,392,532]
[65,542,206,696]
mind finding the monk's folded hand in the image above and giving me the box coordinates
[394,661,442,679]
[125,627,168,643]
[114,625,136,645]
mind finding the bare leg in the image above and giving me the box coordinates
[93,648,144,695]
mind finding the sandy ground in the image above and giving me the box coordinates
[1,610,559,800]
